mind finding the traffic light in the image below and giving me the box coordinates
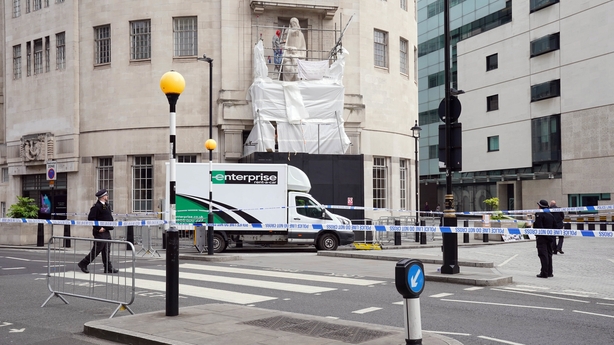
[438,123,462,172]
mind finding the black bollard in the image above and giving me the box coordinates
[463,220,469,243]
[420,220,427,244]
[162,231,167,249]
[126,226,134,250]
[394,219,402,245]
[37,223,45,247]
[63,225,71,248]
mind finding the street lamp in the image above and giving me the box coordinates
[442,0,460,274]
[160,70,185,316]
[410,121,422,243]
[198,54,215,255]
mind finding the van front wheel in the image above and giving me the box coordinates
[212,233,227,253]
[317,233,339,251]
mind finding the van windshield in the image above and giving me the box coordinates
[295,196,323,218]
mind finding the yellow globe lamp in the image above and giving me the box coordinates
[205,139,217,151]
[160,70,186,95]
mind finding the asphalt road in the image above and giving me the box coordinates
[1,239,614,345]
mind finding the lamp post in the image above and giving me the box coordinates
[410,121,422,242]
[160,70,185,316]
[442,0,460,274]
[198,54,215,255]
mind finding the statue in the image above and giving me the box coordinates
[282,47,299,81]
[281,17,307,81]
[285,18,306,59]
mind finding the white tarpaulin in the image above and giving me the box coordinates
[245,41,350,156]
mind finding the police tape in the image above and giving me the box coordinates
[0,218,165,227]
[178,223,614,238]
[47,204,614,219]
[2,217,613,238]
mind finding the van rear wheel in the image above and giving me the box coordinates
[317,233,339,251]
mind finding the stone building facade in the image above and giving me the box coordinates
[1,1,419,225]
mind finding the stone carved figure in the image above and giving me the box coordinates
[285,17,306,59]
[21,134,47,161]
[282,46,299,81]
[281,17,306,81]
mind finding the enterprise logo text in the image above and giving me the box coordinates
[212,171,278,185]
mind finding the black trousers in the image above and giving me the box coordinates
[80,235,113,269]
[552,236,564,252]
[536,236,553,276]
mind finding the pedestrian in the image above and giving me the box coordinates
[534,199,555,278]
[78,189,119,274]
[550,200,565,254]
[272,29,282,71]
[422,201,430,217]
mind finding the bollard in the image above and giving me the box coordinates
[419,220,426,245]
[126,226,134,250]
[63,225,71,248]
[394,219,402,245]
[483,233,489,243]
[37,223,45,247]
[463,220,469,243]
[162,231,167,249]
[414,231,419,242]
[395,259,424,345]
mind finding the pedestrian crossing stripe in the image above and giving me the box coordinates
[67,271,276,304]
[134,267,336,294]
[179,263,386,286]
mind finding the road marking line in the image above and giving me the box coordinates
[573,310,614,319]
[497,254,518,267]
[464,287,484,291]
[392,301,404,305]
[491,288,590,303]
[478,335,524,345]
[1,267,26,270]
[430,293,454,298]
[549,292,594,298]
[499,287,538,292]
[423,330,471,336]
[596,302,614,306]
[325,316,339,319]
[562,290,598,295]
[514,285,549,290]
[441,298,564,310]
[5,257,30,261]
[66,271,276,305]
[352,307,382,314]
[608,259,614,264]
[135,267,336,294]
[180,263,385,286]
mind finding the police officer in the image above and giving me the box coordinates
[534,199,555,278]
[78,189,119,274]
[550,200,565,254]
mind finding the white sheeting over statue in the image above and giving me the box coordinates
[245,40,350,156]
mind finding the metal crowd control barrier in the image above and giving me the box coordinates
[136,226,160,257]
[41,236,136,318]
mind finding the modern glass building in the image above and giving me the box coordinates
[417,0,512,211]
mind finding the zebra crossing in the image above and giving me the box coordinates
[66,262,388,306]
